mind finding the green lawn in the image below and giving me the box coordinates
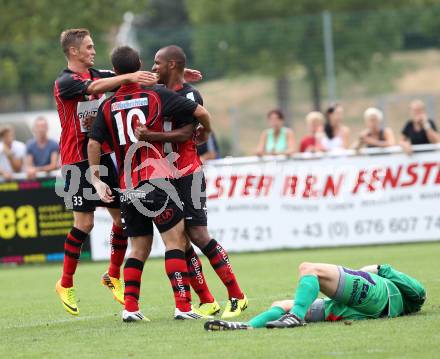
[1,242,439,359]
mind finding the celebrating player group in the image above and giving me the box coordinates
[54,28,247,322]
[53,28,426,328]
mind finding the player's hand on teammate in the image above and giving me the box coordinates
[128,71,158,87]
[195,125,210,145]
[82,114,96,131]
[135,125,152,141]
[93,179,115,203]
[184,68,203,83]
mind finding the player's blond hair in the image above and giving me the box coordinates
[60,28,91,57]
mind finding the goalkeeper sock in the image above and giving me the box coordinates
[247,306,286,328]
[290,274,320,320]
[185,246,215,304]
[108,224,128,279]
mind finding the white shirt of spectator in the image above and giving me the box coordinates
[0,140,26,173]
[322,135,344,152]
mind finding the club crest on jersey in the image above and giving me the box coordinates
[111,98,149,112]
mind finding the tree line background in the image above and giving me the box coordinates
[2,0,440,155]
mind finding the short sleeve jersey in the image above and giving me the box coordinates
[165,83,203,176]
[89,83,198,189]
[54,68,114,165]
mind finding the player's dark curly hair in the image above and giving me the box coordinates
[111,46,141,74]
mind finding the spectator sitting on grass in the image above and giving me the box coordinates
[0,125,26,180]
[400,99,439,154]
[353,107,395,150]
[256,109,295,156]
[25,116,60,179]
[299,111,326,153]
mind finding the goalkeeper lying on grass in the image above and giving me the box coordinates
[204,263,426,331]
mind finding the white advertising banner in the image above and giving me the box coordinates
[90,147,440,260]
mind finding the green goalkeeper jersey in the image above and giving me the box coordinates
[322,265,425,321]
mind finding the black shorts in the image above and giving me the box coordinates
[120,179,184,236]
[62,153,120,212]
[174,171,207,227]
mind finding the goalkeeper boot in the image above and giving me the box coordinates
[102,271,124,305]
[174,306,213,320]
[204,320,251,331]
[198,300,221,316]
[55,280,79,316]
[266,313,306,329]
[221,295,248,319]
[122,310,150,322]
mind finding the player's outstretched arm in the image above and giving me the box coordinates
[135,123,194,143]
[87,71,158,95]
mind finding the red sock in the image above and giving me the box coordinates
[108,224,128,279]
[202,239,244,299]
[165,250,192,312]
[61,227,88,288]
[123,258,144,312]
[185,246,215,304]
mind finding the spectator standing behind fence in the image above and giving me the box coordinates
[322,104,350,151]
[299,111,326,153]
[353,107,395,150]
[256,109,295,156]
[400,99,439,154]
[0,125,26,180]
[197,131,220,163]
[25,116,60,179]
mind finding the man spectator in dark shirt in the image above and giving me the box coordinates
[26,116,60,178]
[400,99,439,154]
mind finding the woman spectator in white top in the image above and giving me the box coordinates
[354,107,395,149]
[322,104,350,152]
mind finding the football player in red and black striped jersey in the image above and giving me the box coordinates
[136,45,248,319]
[88,46,213,321]
[54,28,160,316]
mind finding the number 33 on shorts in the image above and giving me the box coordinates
[72,196,83,206]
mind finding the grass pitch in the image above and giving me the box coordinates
[1,242,439,359]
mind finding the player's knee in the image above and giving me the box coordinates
[187,227,210,248]
[112,217,123,228]
[271,300,291,312]
[75,220,94,233]
[130,247,149,262]
[298,262,317,276]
